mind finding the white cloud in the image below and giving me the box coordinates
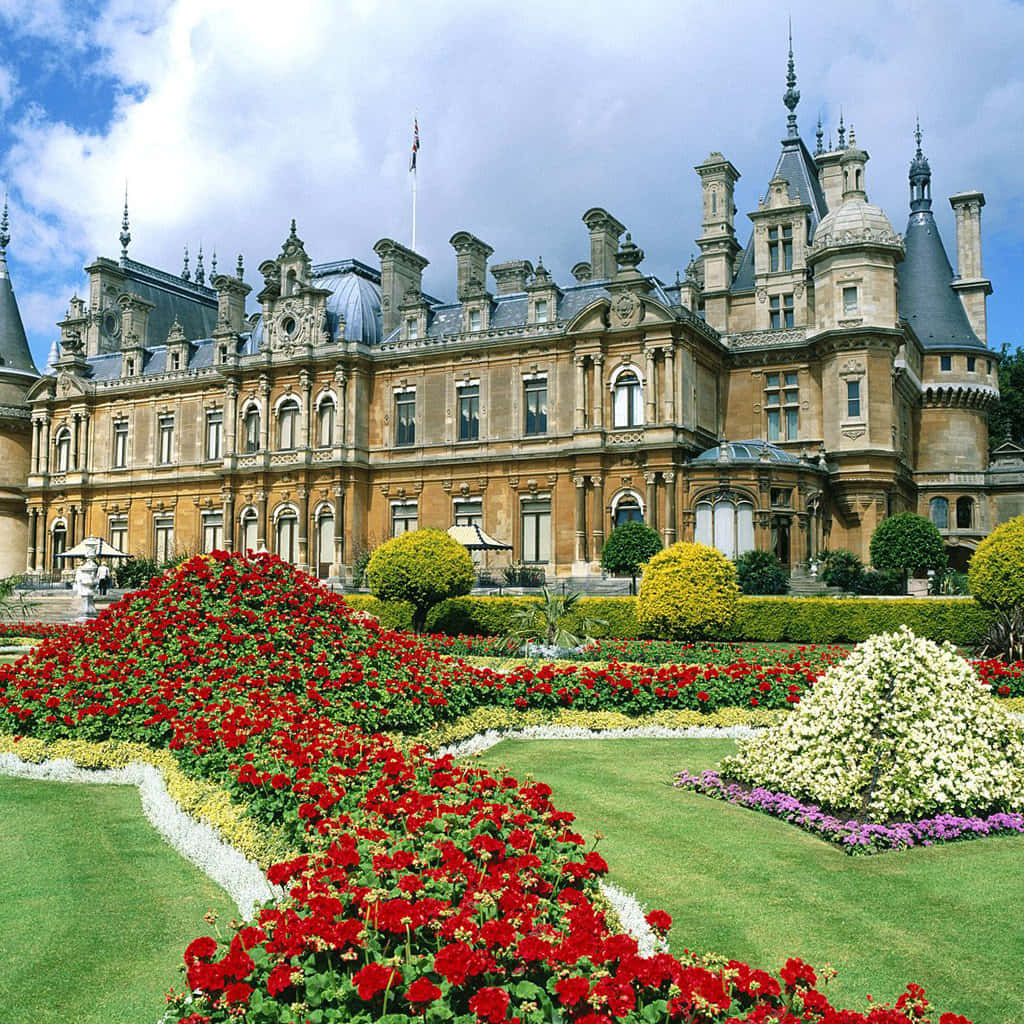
[0,64,14,112]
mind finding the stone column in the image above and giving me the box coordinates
[257,491,269,550]
[225,382,239,455]
[337,371,350,447]
[644,348,657,424]
[81,413,91,469]
[259,376,271,453]
[573,356,586,430]
[39,510,47,571]
[644,471,658,531]
[298,487,310,569]
[664,470,677,544]
[664,347,676,423]
[223,492,235,551]
[71,414,80,470]
[591,475,605,558]
[593,355,605,429]
[31,419,40,473]
[42,415,51,474]
[27,508,38,573]
[334,483,346,575]
[69,505,78,547]
[573,475,587,563]
[300,371,312,450]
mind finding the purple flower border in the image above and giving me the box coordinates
[673,769,1024,855]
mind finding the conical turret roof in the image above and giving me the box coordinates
[0,200,40,376]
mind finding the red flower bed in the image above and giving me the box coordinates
[0,554,975,1022]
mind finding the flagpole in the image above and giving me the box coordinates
[412,166,417,251]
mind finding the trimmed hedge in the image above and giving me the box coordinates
[342,594,415,631]
[356,593,995,646]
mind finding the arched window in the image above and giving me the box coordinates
[317,398,336,448]
[613,494,644,527]
[929,497,949,530]
[956,496,973,530]
[315,508,335,579]
[275,509,298,563]
[55,427,71,472]
[613,371,643,428]
[277,399,300,450]
[243,405,261,453]
[694,498,754,560]
[239,507,259,553]
[51,520,67,570]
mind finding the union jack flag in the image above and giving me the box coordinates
[409,118,420,172]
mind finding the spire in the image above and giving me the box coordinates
[210,250,217,279]
[837,110,846,148]
[815,116,824,155]
[119,183,131,265]
[181,245,191,282]
[0,193,9,273]
[195,244,205,285]
[236,253,244,281]
[909,118,932,213]
[783,20,800,137]
[0,196,39,376]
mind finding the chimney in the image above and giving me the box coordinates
[491,259,534,295]
[948,191,992,342]
[374,238,430,336]
[582,208,626,281]
[449,231,494,300]
[212,269,252,333]
[118,292,155,349]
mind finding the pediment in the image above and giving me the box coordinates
[565,298,610,334]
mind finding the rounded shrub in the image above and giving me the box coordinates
[734,549,788,595]
[365,528,475,631]
[969,514,1024,610]
[600,522,663,593]
[820,549,864,591]
[869,512,947,579]
[636,541,739,640]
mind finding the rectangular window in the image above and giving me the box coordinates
[783,293,794,328]
[109,516,128,554]
[244,409,260,453]
[112,420,128,468]
[535,299,548,324]
[967,356,976,372]
[454,499,483,528]
[406,317,419,340]
[941,355,952,372]
[524,377,548,435]
[157,415,174,465]
[770,488,792,508]
[170,351,181,371]
[458,383,480,441]
[201,512,224,553]
[469,309,481,332]
[847,379,862,418]
[521,498,551,564]
[769,295,780,329]
[783,370,799,439]
[154,516,174,562]
[765,372,781,441]
[768,226,779,272]
[205,410,223,461]
[391,501,418,537]
[987,359,993,374]
[782,224,793,270]
[842,286,858,314]
[395,390,416,447]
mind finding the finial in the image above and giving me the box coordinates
[181,245,190,282]
[119,182,131,265]
[0,192,9,263]
[837,110,846,148]
[211,250,217,278]
[914,115,923,157]
[236,253,244,280]
[783,20,800,137]
[815,116,824,155]
[909,118,932,213]
[195,244,205,285]
[289,218,297,238]
[848,122,856,147]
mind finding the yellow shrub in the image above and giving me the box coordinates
[968,515,1024,609]
[636,542,739,640]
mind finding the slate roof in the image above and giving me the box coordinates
[0,256,39,376]
[84,335,251,380]
[118,258,218,347]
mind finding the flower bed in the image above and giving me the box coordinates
[0,555,980,1022]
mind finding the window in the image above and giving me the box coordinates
[765,372,799,441]
[395,389,416,447]
[205,410,223,461]
[524,377,548,435]
[695,499,754,560]
[112,420,128,468]
[170,351,181,371]
[768,224,793,272]
[454,499,483,528]
[987,359,993,374]
[275,511,298,563]
[846,379,862,419]
[109,516,128,554]
[391,501,418,536]
[769,294,794,329]
[940,355,952,372]
[535,299,548,324]
[277,399,299,450]
[842,286,858,315]
[317,399,336,448]
[613,371,643,428]
[51,522,67,569]
[55,427,71,472]
[613,495,643,527]
[240,508,258,553]
[929,497,949,530]
[154,516,174,562]
[158,415,174,465]
[406,317,419,340]
[315,510,335,579]
[770,488,792,508]
[469,309,481,332]
[521,497,551,563]
[202,512,224,553]
[956,496,973,530]
[458,383,480,441]
[967,356,976,373]
[243,406,261,453]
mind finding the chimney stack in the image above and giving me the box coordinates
[374,238,430,336]
[449,232,494,300]
[582,208,626,281]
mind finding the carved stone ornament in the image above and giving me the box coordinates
[839,358,865,377]
[842,426,866,439]
[612,291,639,326]
[756,287,768,303]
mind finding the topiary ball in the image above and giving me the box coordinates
[869,512,946,578]
[968,514,1024,610]
[636,541,739,639]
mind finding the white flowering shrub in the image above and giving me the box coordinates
[721,627,1024,820]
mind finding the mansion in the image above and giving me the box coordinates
[1,51,1022,582]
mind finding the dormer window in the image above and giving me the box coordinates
[125,358,135,377]
[768,224,793,272]
[940,355,952,372]
[170,351,181,371]
[535,299,548,324]
[406,317,419,340]
[469,309,481,332]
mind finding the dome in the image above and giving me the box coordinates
[691,439,803,465]
[810,196,902,257]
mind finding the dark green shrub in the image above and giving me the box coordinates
[342,595,415,631]
[734,550,788,595]
[977,608,1024,662]
[424,597,542,636]
[852,570,903,596]
[503,565,546,587]
[821,549,864,591]
[870,512,947,580]
[562,598,639,639]
[601,522,663,594]
[116,555,186,590]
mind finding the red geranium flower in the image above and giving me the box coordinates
[406,977,443,1006]
[469,986,510,1023]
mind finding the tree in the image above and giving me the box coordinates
[989,343,1024,452]
[600,522,663,595]
[869,513,947,584]
[365,529,475,632]
[734,549,788,595]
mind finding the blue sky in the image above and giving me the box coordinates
[1,0,1022,371]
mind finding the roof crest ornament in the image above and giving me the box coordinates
[210,250,217,279]
[236,253,244,281]
[195,244,205,285]
[815,116,824,155]
[909,117,932,213]
[0,192,8,276]
[837,110,846,149]
[181,245,191,282]
[119,182,131,266]
[783,19,800,138]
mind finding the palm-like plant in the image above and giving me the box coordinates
[507,587,606,651]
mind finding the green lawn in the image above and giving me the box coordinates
[475,738,1024,1024]
[0,777,236,1024]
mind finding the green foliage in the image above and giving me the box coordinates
[989,342,1024,451]
[0,576,35,621]
[425,596,541,636]
[506,588,607,649]
[820,549,864,591]
[365,528,475,631]
[601,523,663,592]
[968,514,1024,610]
[503,564,547,587]
[978,608,1024,663]
[734,550,788,595]
[869,512,947,579]
[852,570,903,596]
[562,597,639,639]
[636,542,739,640]
[342,594,415,631]
[115,555,187,590]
